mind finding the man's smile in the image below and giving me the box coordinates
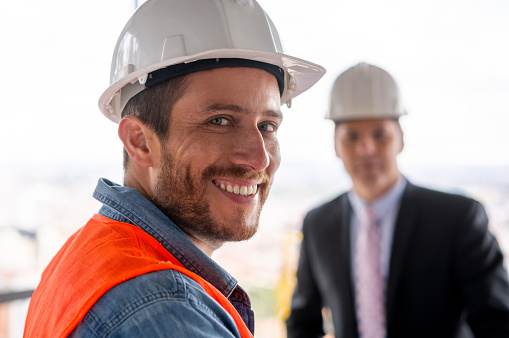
[213,180,259,197]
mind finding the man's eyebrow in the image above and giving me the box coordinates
[204,104,283,120]
[266,109,284,120]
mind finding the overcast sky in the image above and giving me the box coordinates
[1,0,508,169]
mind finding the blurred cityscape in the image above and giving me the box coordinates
[1,160,508,338]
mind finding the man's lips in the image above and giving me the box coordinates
[357,159,380,169]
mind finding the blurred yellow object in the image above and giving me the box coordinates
[275,230,303,325]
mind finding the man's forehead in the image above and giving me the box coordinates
[340,118,396,128]
[336,118,399,133]
[177,67,283,118]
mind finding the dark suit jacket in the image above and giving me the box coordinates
[287,181,509,338]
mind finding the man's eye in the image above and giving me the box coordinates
[210,117,229,126]
[259,123,276,132]
[373,129,386,139]
[346,133,358,142]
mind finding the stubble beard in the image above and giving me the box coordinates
[152,150,271,244]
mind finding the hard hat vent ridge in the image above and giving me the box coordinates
[233,0,255,7]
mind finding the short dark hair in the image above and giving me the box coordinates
[121,76,189,170]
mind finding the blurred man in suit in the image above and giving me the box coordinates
[286,62,509,338]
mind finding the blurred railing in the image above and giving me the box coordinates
[0,290,33,304]
[0,290,33,337]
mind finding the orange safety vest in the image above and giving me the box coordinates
[24,214,254,338]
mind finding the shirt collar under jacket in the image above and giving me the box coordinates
[92,178,238,298]
[348,175,407,219]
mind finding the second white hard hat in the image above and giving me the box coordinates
[327,62,406,122]
[98,0,326,123]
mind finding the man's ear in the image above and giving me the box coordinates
[334,125,342,159]
[397,127,405,154]
[118,116,160,168]
[334,141,342,159]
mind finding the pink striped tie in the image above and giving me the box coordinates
[354,206,386,338]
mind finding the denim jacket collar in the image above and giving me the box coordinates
[92,178,238,298]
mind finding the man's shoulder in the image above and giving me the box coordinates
[303,193,349,225]
[71,269,238,337]
[405,182,481,210]
[94,268,216,309]
[401,182,489,230]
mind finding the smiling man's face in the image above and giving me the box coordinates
[152,67,282,244]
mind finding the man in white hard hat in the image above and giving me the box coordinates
[286,62,509,338]
[24,1,324,337]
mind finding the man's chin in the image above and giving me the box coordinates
[218,220,259,242]
[179,214,260,243]
[357,170,382,181]
[211,206,262,239]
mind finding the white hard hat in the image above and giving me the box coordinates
[327,62,406,122]
[98,0,326,123]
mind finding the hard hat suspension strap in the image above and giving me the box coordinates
[146,58,285,96]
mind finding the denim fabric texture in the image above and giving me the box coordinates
[69,178,254,337]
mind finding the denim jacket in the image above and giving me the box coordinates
[69,178,254,337]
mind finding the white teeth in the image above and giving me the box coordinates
[215,182,259,196]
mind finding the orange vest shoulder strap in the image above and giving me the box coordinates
[25,215,253,338]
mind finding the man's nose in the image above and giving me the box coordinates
[228,128,270,171]
[356,136,376,155]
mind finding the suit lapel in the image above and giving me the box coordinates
[385,182,419,330]
[337,194,353,284]
[335,194,359,336]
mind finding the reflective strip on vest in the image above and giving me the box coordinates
[24,214,253,338]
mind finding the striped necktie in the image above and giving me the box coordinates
[354,206,386,338]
